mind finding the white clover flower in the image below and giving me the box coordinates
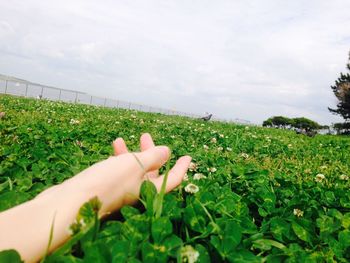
[340,174,349,181]
[288,144,292,148]
[193,173,206,180]
[47,119,52,124]
[315,173,325,183]
[207,167,217,173]
[217,146,223,151]
[226,147,232,152]
[211,137,217,143]
[293,208,304,217]
[203,145,209,150]
[240,153,249,159]
[180,245,200,263]
[219,133,224,138]
[189,162,197,171]
[70,118,80,125]
[170,135,176,139]
[185,183,199,194]
[183,173,189,181]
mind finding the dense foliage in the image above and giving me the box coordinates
[262,116,321,131]
[329,51,350,121]
[1,95,350,262]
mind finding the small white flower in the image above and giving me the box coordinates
[185,183,199,194]
[193,173,206,180]
[47,119,52,123]
[129,135,135,139]
[315,173,325,183]
[170,135,176,139]
[211,137,217,143]
[207,167,217,173]
[183,173,189,181]
[189,162,197,171]
[226,147,232,152]
[180,245,200,263]
[251,135,257,139]
[293,208,304,217]
[241,153,249,159]
[320,165,327,170]
[203,145,209,150]
[70,118,80,125]
[217,146,223,151]
[340,174,349,181]
[288,144,292,148]
[219,134,224,138]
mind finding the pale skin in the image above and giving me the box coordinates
[0,133,192,263]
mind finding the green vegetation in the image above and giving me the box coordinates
[262,116,321,131]
[1,95,350,262]
[329,51,350,121]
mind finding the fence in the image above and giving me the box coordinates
[0,74,252,124]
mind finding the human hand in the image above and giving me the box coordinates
[112,133,190,188]
[60,133,191,216]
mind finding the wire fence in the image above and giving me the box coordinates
[0,74,252,124]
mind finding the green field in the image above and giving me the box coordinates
[1,95,350,262]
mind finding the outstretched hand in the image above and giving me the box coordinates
[112,133,191,192]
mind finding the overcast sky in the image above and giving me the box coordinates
[0,0,349,124]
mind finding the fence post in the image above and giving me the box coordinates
[25,84,28,97]
[89,96,93,104]
[5,80,8,94]
[40,86,44,98]
[58,89,62,100]
[74,92,78,103]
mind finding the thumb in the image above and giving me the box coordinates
[135,146,170,172]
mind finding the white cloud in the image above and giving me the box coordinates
[0,0,349,124]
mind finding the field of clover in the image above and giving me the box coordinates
[0,94,350,262]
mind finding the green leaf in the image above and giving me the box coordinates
[227,249,261,263]
[184,201,207,233]
[291,221,311,243]
[342,213,350,229]
[140,180,157,216]
[252,239,286,251]
[151,217,173,244]
[338,230,350,248]
[121,205,140,220]
[0,250,23,263]
[111,240,130,263]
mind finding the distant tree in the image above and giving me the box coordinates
[262,116,293,128]
[333,122,350,135]
[328,51,350,120]
[263,116,321,132]
[292,117,321,131]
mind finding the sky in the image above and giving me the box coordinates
[0,0,349,125]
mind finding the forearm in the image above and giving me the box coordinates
[0,180,95,262]
[0,156,136,262]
